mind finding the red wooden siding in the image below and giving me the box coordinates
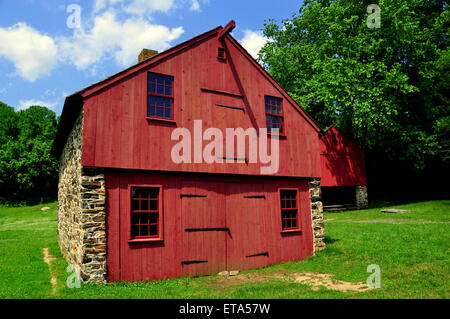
[106,171,313,282]
[51,24,369,283]
[180,180,228,277]
[82,33,321,178]
[320,127,367,187]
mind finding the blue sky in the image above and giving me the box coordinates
[0,0,303,115]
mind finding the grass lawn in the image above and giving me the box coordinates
[0,200,448,299]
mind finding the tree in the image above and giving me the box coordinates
[0,102,18,145]
[0,103,59,204]
[260,0,449,173]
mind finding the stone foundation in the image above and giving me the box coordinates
[57,109,107,283]
[355,185,368,209]
[309,178,325,252]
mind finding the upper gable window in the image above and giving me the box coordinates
[217,47,226,60]
[265,96,284,133]
[147,72,174,120]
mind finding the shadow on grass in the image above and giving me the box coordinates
[324,235,339,245]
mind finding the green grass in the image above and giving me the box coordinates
[0,200,448,299]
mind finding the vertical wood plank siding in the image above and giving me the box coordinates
[82,35,321,177]
[106,172,313,282]
[320,127,367,187]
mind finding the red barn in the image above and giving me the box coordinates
[319,127,368,211]
[53,21,367,283]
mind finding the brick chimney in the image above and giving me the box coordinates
[138,49,158,63]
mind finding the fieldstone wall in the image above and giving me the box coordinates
[309,178,325,252]
[57,109,107,283]
[355,185,368,209]
[57,110,84,273]
[78,167,106,282]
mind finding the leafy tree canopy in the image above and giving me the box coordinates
[260,0,449,171]
[0,102,59,204]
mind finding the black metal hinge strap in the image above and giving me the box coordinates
[200,88,243,98]
[246,252,269,258]
[185,227,230,232]
[244,195,266,199]
[215,104,245,111]
[181,260,208,265]
[180,194,207,198]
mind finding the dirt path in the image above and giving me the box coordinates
[284,272,372,292]
[42,248,57,294]
[207,271,372,293]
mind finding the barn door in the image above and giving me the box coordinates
[180,180,227,276]
[225,183,268,271]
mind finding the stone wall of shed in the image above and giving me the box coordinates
[355,185,368,209]
[57,109,107,283]
[309,178,325,252]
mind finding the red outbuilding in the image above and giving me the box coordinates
[319,127,368,211]
[53,21,367,283]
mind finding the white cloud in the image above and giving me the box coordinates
[94,0,175,15]
[0,22,58,82]
[189,0,201,11]
[0,1,196,81]
[58,11,184,69]
[43,89,57,97]
[93,0,123,13]
[18,99,57,111]
[124,0,175,15]
[239,29,268,59]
